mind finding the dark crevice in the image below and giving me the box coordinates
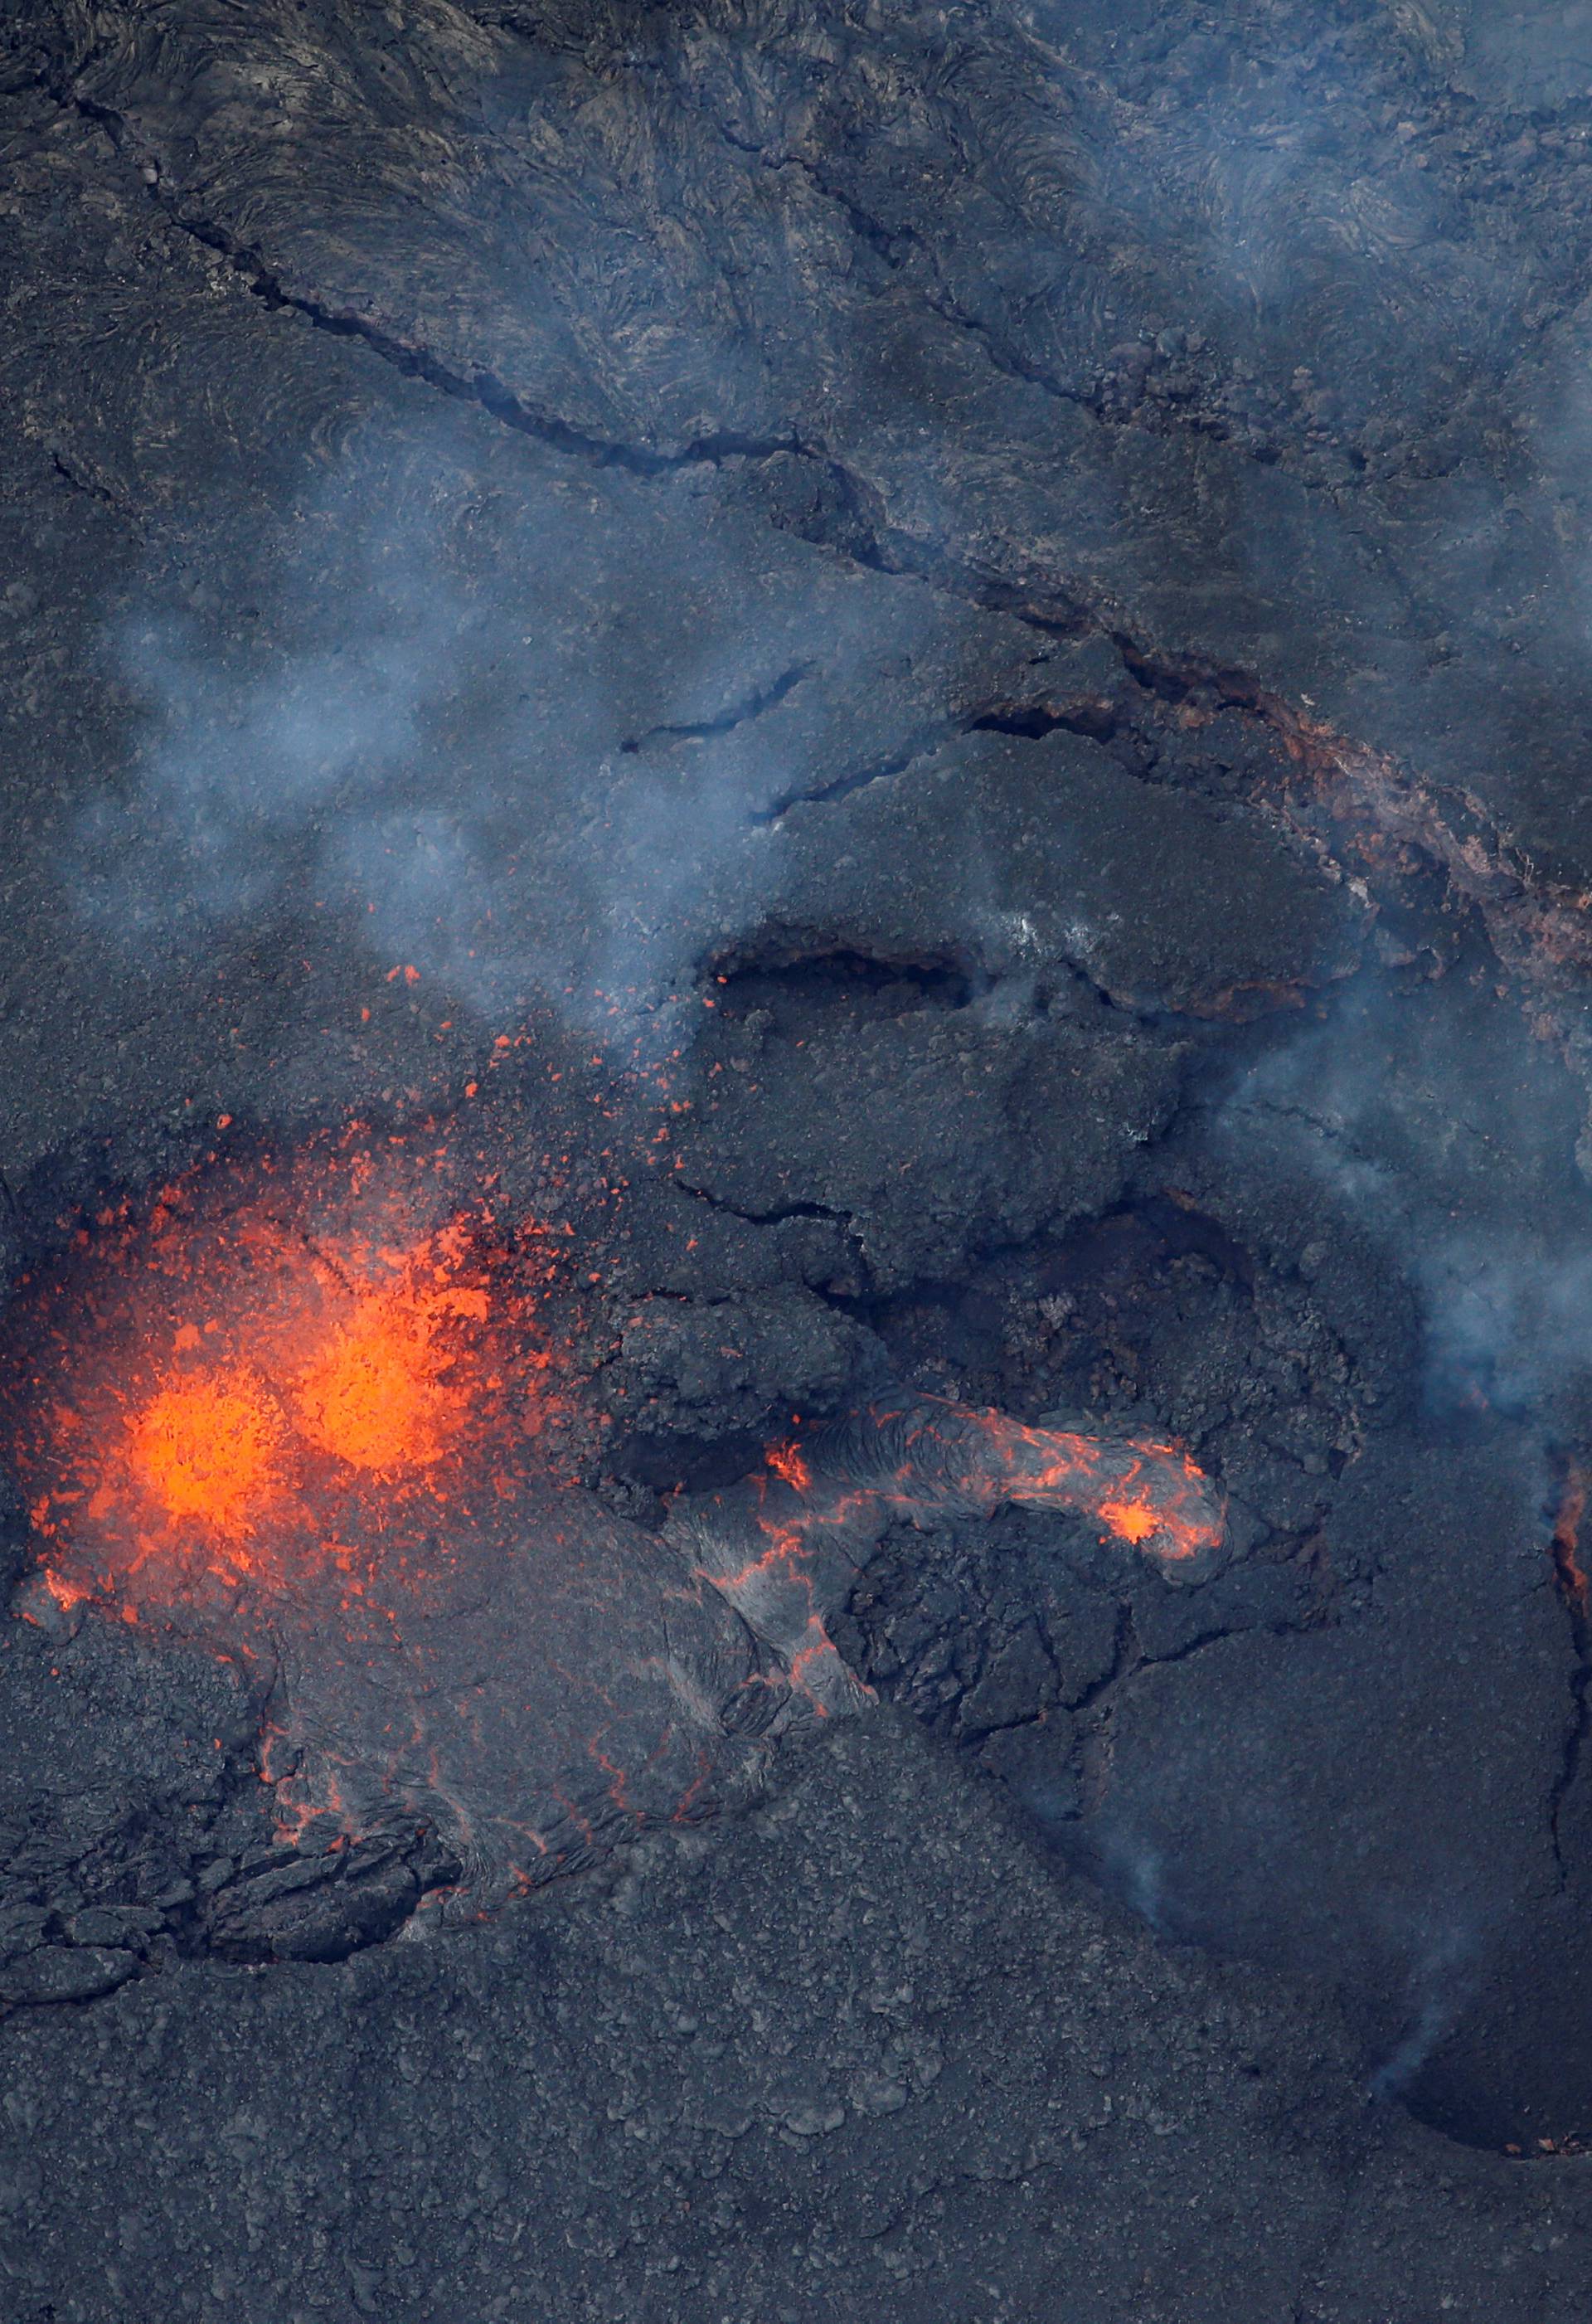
[710,948,973,1012]
[838,518,1099,639]
[747,679,1128,828]
[709,106,1240,467]
[1133,1624,1250,1675]
[1547,1452,1592,1880]
[752,689,1128,822]
[1067,1610,1268,1714]
[695,65,1592,512]
[1051,957,1166,1028]
[919,283,1094,422]
[1067,1602,1143,1718]
[701,95,1370,495]
[1092,634,1592,1050]
[1110,631,1274,717]
[46,67,1312,822]
[187,234,806,477]
[620,661,814,755]
[198,1824,464,1966]
[57,88,830,480]
[717,127,919,274]
[967,698,1119,742]
[750,730,951,824]
[701,935,1165,1036]
[668,1174,879,1296]
[48,449,131,516]
[62,46,1382,519]
[672,1179,855,1232]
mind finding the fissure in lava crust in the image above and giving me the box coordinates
[0,1129,1224,1909]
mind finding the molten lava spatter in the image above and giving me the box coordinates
[4,1140,542,1612]
[129,1369,285,1532]
[292,1276,480,1474]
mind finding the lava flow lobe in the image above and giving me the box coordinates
[0,1134,1225,1903]
[669,1392,1226,1713]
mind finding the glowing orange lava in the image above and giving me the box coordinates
[0,1130,566,1629]
[673,1394,1227,1720]
[1099,1497,1158,1545]
[293,1291,451,1473]
[766,1441,813,1493]
[127,1369,284,1532]
[1552,1458,1589,1614]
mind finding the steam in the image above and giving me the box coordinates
[1220,966,1592,1425]
[82,538,468,921]
[70,451,687,1038]
[1368,1916,1482,2103]
[1096,1824,1172,1939]
[67,416,1046,1072]
[1420,1236,1592,1417]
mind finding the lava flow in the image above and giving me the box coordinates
[669,1393,1226,1714]
[814,1395,1226,1566]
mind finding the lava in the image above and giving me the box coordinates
[0,1130,559,1622]
[1552,1458,1589,1614]
[293,1285,460,1473]
[670,1394,1226,1715]
[128,1369,285,1533]
[1099,1498,1158,1545]
[0,1131,1225,1905]
[804,1396,1226,1569]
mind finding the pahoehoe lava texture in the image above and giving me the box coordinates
[7,0,1592,2317]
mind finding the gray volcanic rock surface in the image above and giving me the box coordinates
[7,1712,1592,2324]
[3,2,1592,2317]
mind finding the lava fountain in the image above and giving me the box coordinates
[3,1130,555,1624]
